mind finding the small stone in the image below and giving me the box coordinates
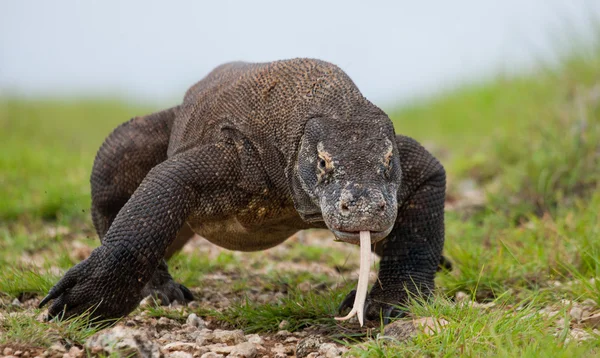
[561,299,574,306]
[139,296,155,308]
[85,326,160,357]
[271,343,293,356]
[297,282,311,292]
[276,330,291,337]
[166,352,193,358]
[195,329,215,346]
[14,350,23,357]
[319,342,347,358]
[245,334,264,345]
[470,301,495,310]
[570,328,593,342]
[283,336,298,343]
[278,320,289,329]
[382,319,417,341]
[455,291,469,302]
[582,313,600,328]
[188,301,200,309]
[157,317,180,329]
[200,353,224,358]
[162,342,198,353]
[569,306,584,322]
[186,313,205,328]
[48,343,66,354]
[4,347,14,356]
[67,346,83,357]
[416,317,449,335]
[125,320,137,327]
[229,342,257,358]
[212,329,246,344]
[11,298,21,306]
[296,335,325,358]
[207,344,233,355]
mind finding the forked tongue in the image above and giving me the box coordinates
[334,230,371,326]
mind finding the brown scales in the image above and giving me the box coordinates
[40,58,447,325]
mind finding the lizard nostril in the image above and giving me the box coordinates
[340,201,350,214]
[378,201,386,212]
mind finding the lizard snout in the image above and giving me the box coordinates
[321,184,397,244]
[338,186,388,216]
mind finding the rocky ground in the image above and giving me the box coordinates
[2,184,599,357]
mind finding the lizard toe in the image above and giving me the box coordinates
[337,289,357,315]
[141,261,194,305]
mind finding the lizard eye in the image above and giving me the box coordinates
[318,158,327,170]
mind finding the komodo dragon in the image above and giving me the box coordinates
[40,58,447,324]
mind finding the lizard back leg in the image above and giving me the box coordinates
[90,106,193,304]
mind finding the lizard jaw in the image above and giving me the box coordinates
[331,226,392,245]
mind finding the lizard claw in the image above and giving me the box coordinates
[140,260,194,305]
[39,247,144,321]
[338,288,406,324]
[337,289,356,315]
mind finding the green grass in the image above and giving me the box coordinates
[1,42,600,355]
[213,287,351,333]
[350,296,600,357]
[0,99,151,221]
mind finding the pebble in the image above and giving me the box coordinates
[455,291,469,302]
[382,317,449,342]
[157,317,180,330]
[229,342,258,358]
[67,346,83,357]
[139,296,155,308]
[296,335,325,358]
[186,313,205,328]
[48,343,66,354]
[85,326,161,357]
[276,330,291,337]
[271,342,294,356]
[569,306,583,322]
[212,329,246,344]
[195,329,215,346]
[162,342,198,353]
[200,353,224,358]
[582,313,600,328]
[245,334,264,345]
[569,328,594,342]
[319,342,347,358]
[206,343,233,355]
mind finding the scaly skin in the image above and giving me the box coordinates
[40,58,446,323]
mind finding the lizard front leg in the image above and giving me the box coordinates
[40,143,241,320]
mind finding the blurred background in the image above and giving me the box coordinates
[2,0,600,105]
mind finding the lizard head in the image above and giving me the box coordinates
[292,114,401,245]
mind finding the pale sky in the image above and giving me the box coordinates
[1,1,599,107]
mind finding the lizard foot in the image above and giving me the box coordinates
[338,289,406,324]
[141,260,194,305]
[39,247,143,321]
